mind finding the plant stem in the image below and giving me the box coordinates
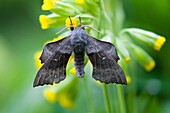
[83,74,95,112]
[117,85,126,113]
[103,85,112,113]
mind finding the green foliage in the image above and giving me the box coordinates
[0,0,169,113]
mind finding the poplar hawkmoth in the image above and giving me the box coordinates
[33,17,127,87]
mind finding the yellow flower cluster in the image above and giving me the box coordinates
[39,0,97,30]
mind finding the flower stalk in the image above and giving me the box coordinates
[116,85,126,113]
[103,85,112,113]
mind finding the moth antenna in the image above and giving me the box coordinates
[79,16,84,30]
[69,16,73,25]
[56,26,69,34]
[81,25,100,33]
[79,16,82,26]
[69,16,74,31]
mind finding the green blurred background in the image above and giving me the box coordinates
[0,0,169,113]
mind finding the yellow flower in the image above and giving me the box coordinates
[34,51,43,69]
[39,15,52,29]
[154,36,166,51]
[144,60,156,72]
[75,0,85,4]
[59,93,74,108]
[70,67,76,75]
[126,75,131,84]
[124,57,131,63]
[65,17,79,28]
[42,0,59,10]
[44,88,58,103]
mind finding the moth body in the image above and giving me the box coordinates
[71,27,88,77]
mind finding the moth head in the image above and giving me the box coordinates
[69,16,85,30]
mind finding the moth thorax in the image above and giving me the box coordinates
[73,42,85,53]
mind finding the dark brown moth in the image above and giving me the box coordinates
[33,17,127,87]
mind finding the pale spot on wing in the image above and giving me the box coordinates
[53,59,58,61]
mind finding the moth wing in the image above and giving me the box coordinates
[86,36,127,84]
[40,38,65,63]
[33,36,72,87]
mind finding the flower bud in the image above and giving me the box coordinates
[116,38,131,63]
[154,36,166,51]
[131,44,155,71]
[124,28,166,51]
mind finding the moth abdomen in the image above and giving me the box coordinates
[74,52,85,78]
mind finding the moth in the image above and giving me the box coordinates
[33,17,127,87]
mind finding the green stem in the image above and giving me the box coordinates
[128,61,138,113]
[103,85,112,113]
[117,85,126,113]
[110,0,125,36]
[83,74,95,112]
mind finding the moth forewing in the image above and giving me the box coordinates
[33,36,73,87]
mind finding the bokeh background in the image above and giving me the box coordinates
[0,0,169,113]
